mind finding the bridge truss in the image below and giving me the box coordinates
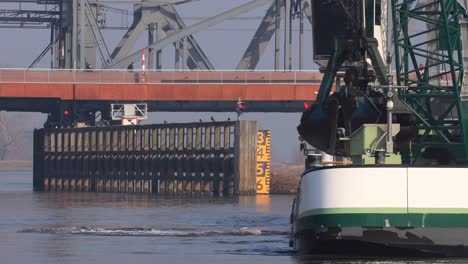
[0,0,314,71]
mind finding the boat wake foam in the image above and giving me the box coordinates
[18,227,287,237]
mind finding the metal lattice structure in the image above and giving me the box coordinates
[0,0,313,71]
[392,0,467,162]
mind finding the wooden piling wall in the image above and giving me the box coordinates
[33,121,257,196]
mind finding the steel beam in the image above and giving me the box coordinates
[302,1,312,24]
[107,0,273,69]
[28,41,55,68]
[50,24,55,68]
[0,0,44,2]
[175,38,181,69]
[111,4,147,62]
[72,0,78,68]
[82,0,112,66]
[63,1,73,69]
[0,98,312,113]
[90,0,193,5]
[155,22,161,69]
[299,0,304,70]
[182,36,188,70]
[0,8,59,25]
[0,17,55,23]
[111,4,213,70]
[159,4,213,69]
[148,23,155,69]
[236,0,312,70]
[236,1,279,70]
[284,0,291,71]
[275,0,281,69]
[80,0,85,68]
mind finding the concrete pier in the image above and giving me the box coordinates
[33,121,258,196]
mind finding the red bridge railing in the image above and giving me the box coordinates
[0,69,323,84]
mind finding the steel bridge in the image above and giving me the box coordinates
[0,0,322,127]
[0,69,321,126]
[0,0,313,71]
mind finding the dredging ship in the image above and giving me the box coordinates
[290,0,468,257]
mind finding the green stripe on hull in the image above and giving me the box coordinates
[300,208,408,216]
[301,208,468,217]
[298,210,468,229]
[409,208,468,214]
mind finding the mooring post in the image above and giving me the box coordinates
[69,130,76,192]
[160,128,168,193]
[194,126,202,195]
[143,128,150,193]
[48,131,56,192]
[186,127,193,195]
[168,127,175,194]
[111,129,119,192]
[151,127,159,193]
[177,127,184,194]
[98,130,104,192]
[56,131,63,192]
[89,130,97,192]
[98,130,103,192]
[119,129,126,192]
[135,128,142,193]
[33,129,45,191]
[204,126,212,196]
[213,126,221,196]
[223,125,231,196]
[234,121,258,195]
[83,130,90,192]
[127,128,134,193]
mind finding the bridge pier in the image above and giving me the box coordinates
[33,121,258,196]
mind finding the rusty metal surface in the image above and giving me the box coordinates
[0,83,74,99]
[0,70,324,84]
[0,70,321,101]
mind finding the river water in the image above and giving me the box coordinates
[0,171,464,264]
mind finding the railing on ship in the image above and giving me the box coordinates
[0,69,323,84]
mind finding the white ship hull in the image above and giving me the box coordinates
[290,166,468,257]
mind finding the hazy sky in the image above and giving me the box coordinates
[0,0,316,69]
[0,0,316,162]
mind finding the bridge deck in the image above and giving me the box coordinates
[0,70,322,112]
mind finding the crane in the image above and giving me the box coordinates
[291,1,468,257]
[392,0,467,164]
[298,0,467,165]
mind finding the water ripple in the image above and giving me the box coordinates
[18,226,289,237]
